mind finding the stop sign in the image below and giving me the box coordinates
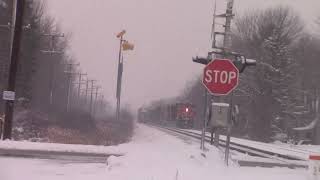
[202,59,239,95]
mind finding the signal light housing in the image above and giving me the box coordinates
[233,55,256,73]
[192,55,256,73]
[192,56,210,65]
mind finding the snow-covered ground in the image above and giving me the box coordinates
[0,157,107,180]
[0,124,308,180]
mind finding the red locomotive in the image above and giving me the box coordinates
[138,102,195,129]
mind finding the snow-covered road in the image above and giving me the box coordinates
[0,124,308,180]
[0,157,107,180]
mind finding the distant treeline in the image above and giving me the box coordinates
[0,1,134,144]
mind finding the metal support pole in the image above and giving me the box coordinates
[224,0,235,166]
[210,0,235,149]
[201,88,208,150]
[3,0,26,140]
[116,94,121,121]
[225,92,234,166]
[223,0,234,51]
[116,36,123,121]
[214,97,220,147]
[214,127,219,147]
[0,118,3,140]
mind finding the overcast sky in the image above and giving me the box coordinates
[45,0,320,110]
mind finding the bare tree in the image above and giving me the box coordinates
[230,6,305,141]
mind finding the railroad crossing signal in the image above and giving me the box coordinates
[193,55,257,73]
[202,59,239,96]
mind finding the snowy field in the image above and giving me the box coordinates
[0,124,308,180]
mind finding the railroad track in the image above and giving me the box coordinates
[184,129,317,161]
[149,124,309,167]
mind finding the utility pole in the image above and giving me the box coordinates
[0,21,30,114]
[88,80,96,115]
[93,86,101,117]
[3,0,26,139]
[99,94,104,110]
[71,72,86,109]
[0,23,12,113]
[41,33,64,106]
[84,79,90,106]
[64,63,79,112]
[41,33,64,54]
[77,73,87,99]
[97,95,104,116]
[200,89,208,150]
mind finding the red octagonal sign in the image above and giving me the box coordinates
[202,59,239,96]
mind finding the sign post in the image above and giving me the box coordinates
[225,92,234,166]
[309,155,320,180]
[200,89,208,151]
[202,58,239,165]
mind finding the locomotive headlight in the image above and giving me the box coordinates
[185,108,189,113]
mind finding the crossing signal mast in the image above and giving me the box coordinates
[211,0,233,53]
[193,0,257,165]
[193,0,256,72]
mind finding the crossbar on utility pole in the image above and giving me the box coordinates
[3,0,26,140]
[41,33,64,54]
